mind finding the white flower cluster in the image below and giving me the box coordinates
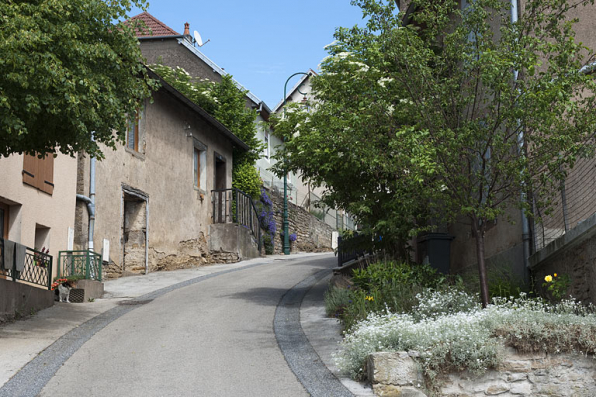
[412,289,480,320]
[335,290,596,380]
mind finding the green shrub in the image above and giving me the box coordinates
[352,261,444,293]
[460,262,527,300]
[263,233,274,255]
[326,261,455,332]
[325,286,353,318]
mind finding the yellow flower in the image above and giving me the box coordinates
[365,296,374,302]
[545,275,553,283]
[554,273,558,278]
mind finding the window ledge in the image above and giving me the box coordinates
[194,186,207,195]
[125,147,146,160]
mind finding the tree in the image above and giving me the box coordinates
[0,0,156,158]
[150,64,263,198]
[272,0,596,306]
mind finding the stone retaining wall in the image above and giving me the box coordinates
[367,350,596,397]
[267,187,335,254]
[529,212,596,304]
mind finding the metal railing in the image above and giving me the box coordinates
[533,157,596,252]
[212,188,262,252]
[337,234,371,267]
[57,250,102,281]
[0,238,53,290]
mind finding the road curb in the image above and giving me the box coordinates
[274,268,354,397]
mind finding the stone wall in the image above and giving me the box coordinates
[103,234,224,279]
[529,212,596,304]
[367,350,596,397]
[267,187,335,254]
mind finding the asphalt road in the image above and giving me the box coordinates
[34,254,345,397]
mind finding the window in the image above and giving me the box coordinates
[126,104,145,153]
[34,224,50,252]
[193,139,207,191]
[22,153,54,195]
[127,114,139,151]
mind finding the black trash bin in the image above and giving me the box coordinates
[417,233,454,274]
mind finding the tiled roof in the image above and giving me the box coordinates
[126,12,180,38]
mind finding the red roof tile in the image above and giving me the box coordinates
[126,12,181,38]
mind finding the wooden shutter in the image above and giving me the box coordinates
[22,153,54,195]
[22,154,37,188]
[40,155,54,195]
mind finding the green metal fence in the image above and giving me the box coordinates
[58,250,102,281]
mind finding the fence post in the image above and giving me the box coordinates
[11,247,16,282]
[85,251,90,279]
[235,190,239,224]
[337,236,342,267]
[249,195,253,231]
[98,253,103,281]
[48,256,53,290]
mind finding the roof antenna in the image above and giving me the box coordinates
[193,30,211,47]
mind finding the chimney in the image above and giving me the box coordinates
[183,22,191,41]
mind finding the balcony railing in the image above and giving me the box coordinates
[57,250,102,281]
[212,188,262,252]
[0,238,53,290]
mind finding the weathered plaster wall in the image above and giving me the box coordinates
[0,153,77,279]
[449,205,525,276]
[367,350,596,397]
[75,89,234,276]
[0,279,54,323]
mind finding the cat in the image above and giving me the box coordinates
[58,283,71,303]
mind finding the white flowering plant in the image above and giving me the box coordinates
[335,291,596,383]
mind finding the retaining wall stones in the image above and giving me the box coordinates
[267,187,335,254]
[367,350,596,397]
[529,212,596,304]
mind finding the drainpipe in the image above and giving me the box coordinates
[88,153,96,251]
[511,0,531,284]
[76,194,95,250]
[76,133,97,252]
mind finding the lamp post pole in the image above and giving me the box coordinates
[282,72,309,255]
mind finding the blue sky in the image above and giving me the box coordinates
[130,1,366,108]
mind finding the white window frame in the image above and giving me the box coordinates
[193,138,207,193]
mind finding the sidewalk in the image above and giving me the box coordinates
[0,252,360,392]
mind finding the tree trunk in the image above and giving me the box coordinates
[471,219,490,308]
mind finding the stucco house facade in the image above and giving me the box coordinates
[127,13,326,214]
[0,153,77,278]
[74,70,247,277]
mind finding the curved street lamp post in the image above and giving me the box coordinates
[282,72,309,255]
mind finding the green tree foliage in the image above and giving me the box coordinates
[150,64,263,198]
[0,0,156,158]
[273,0,596,306]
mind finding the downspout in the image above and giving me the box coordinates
[76,194,95,250]
[89,153,96,251]
[511,0,532,284]
[76,133,97,252]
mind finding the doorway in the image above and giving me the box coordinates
[214,153,226,191]
[122,189,148,275]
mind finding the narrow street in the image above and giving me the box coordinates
[2,253,357,397]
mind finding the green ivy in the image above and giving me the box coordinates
[232,160,261,199]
